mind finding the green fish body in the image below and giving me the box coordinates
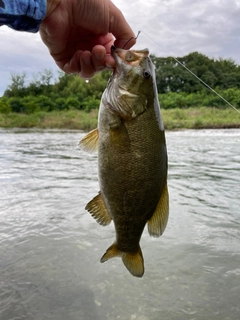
[79,47,169,277]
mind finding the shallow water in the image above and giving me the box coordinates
[0,128,239,320]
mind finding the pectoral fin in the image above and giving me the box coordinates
[100,243,144,277]
[79,128,99,153]
[148,180,169,237]
[85,193,112,226]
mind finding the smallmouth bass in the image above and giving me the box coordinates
[79,47,169,277]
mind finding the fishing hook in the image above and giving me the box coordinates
[123,31,141,49]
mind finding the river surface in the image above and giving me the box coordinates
[0,128,239,320]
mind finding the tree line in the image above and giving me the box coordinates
[151,51,240,93]
[0,51,240,114]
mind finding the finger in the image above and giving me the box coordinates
[93,34,114,53]
[92,46,107,72]
[105,54,115,69]
[62,50,83,74]
[109,2,136,49]
[79,51,95,79]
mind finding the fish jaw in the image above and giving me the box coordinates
[111,46,149,68]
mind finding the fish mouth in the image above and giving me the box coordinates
[111,45,117,61]
[111,45,116,52]
[111,46,121,70]
[111,46,149,57]
[111,46,150,72]
[111,45,117,55]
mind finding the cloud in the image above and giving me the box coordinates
[0,27,58,95]
[116,0,240,59]
[0,0,240,95]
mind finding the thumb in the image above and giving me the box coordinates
[109,2,136,49]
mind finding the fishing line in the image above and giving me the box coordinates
[139,30,240,115]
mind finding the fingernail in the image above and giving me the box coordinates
[95,52,104,60]
[106,64,113,69]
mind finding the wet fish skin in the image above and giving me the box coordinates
[79,47,169,277]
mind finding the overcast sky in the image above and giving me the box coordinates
[1,0,240,95]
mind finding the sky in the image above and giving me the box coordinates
[1,0,240,95]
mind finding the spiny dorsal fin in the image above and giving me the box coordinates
[100,243,144,277]
[79,128,99,153]
[148,180,169,237]
[85,193,112,226]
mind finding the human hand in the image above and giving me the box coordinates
[39,0,136,79]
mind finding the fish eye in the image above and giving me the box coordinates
[143,70,151,79]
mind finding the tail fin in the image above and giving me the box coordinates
[100,243,144,277]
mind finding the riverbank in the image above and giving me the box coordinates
[0,107,239,130]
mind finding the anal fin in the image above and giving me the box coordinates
[79,128,99,153]
[85,193,112,226]
[148,180,169,237]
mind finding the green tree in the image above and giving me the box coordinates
[0,97,11,114]
[4,72,27,97]
[152,52,240,93]
[8,97,25,113]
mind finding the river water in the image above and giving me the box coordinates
[0,128,239,320]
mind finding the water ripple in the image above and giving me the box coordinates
[0,128,240,320]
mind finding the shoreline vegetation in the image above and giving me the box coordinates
[1,52,240,130]
[0,107,239,131]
